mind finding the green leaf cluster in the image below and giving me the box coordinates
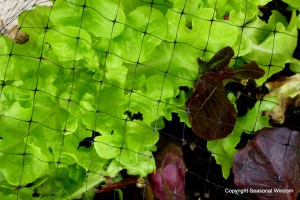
[0,0,299,198]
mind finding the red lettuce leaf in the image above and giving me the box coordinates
[185,71,236,140]
[186,46,265,140]
[148,142,186,200]
[233,127,300,200]
[233,61,265,80]
[197,46,234,72]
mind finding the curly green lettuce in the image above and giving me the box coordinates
[0,0,299,199]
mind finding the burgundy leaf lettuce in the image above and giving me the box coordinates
[233,127,300,200]
[185,70,237,140]
[148,142,186,200]
[186,46,265,140]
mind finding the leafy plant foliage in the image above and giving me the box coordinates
[148,141,186,200]
[186,46,264,140]
[233,127,300,200]
[0,0,299,199]
[207,94,278,179]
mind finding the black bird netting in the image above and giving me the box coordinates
[0,0,300,199]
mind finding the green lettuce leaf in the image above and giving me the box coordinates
[243,11,299,83]
[282,0,300,9]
